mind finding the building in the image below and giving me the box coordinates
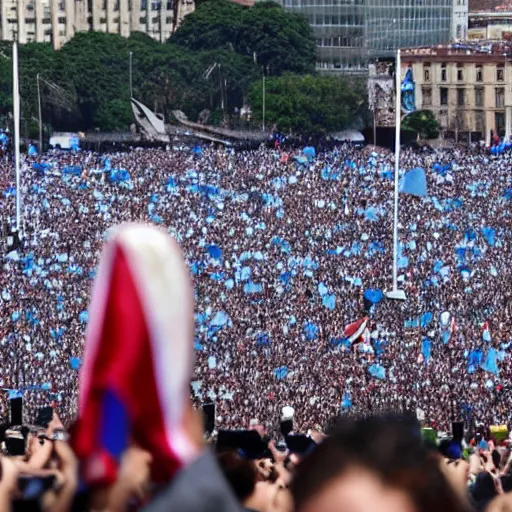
[468,11,512,40]
[0,0,195,50]
[452,0,469,40]
[281,0,464,74]
[401,42,512,144]
[469,0,512,12]
[280,0,366,73]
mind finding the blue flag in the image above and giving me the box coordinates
[400,168,427,197]
[369,364,386,380]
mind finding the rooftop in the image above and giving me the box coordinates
[402,40,512,58]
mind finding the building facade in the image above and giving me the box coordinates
[0,0,195,50]
[401,43,512,144]
[468,11,512,40]
[281,0,463,74]
[452,0,469,40]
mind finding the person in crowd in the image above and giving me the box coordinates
[291,414,470,512]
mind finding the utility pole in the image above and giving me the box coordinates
[129,51,133,98]
[262,70,266,132]
[37,73,43,152]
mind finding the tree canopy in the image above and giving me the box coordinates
[171,0,316,76]
[402,110,440,140]
[248,74,368,136]
[0,3,367,138]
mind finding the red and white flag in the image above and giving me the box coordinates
[72,224,198,485]
[344,317,369,344]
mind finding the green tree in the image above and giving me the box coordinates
[171,0,315,76]
[402,110,440,139]
[249,74,368,136]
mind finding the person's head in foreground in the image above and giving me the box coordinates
[291,414,470,512]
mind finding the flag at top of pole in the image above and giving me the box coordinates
[386,48,406,301]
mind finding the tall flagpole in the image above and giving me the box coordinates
[388,49,406,301]
[13,42,21,234]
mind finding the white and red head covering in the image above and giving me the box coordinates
[72,223,197,485]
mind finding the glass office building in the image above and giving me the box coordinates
[280,0,453,73]
[365,0,453,58]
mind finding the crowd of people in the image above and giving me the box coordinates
[0,141,511,435]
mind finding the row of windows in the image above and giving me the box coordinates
[22,1,175,13]
[308,14,363,25]
[423,64,504,83]
[422,86,505,108]
[316,36,363,47]
[283,0,363,5]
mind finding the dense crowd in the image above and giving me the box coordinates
[0,142,511,435]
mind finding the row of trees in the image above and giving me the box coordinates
[0,0,369,137]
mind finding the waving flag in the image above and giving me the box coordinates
[73,224,197,486]
[482,321,491,343]
[344,317,369,344]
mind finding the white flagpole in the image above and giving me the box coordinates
[13,42,21,235]
[388,49,406,301]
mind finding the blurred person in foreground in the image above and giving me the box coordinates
[291,414,471,512]
[71,223,244,511]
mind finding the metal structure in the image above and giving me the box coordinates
[130,99,269,146]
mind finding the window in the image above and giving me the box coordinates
[475,111,484,134]
[497,66,504,82]
[167,0,173,8]
[58,17,66,24]
[457,88,465,106]
[440,88,448,106]
[496,112,505,136]
[456,25,462,39]
[475,87,484,107]
[496,87,505,108]
[476,66,483,82]
[441,63,447,82]
[457,67,464,81]
[424,64,431,82]
[422,87,432,107]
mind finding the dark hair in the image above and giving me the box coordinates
[291,414,469,512]
[217,451,257,503]
[492,449,501,470]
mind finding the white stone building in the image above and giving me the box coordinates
[0,0,195,49]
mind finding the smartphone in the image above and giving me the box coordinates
[35,407,54,428]
[10,398,22,426]
[280,419,293,437]
[5,437,25,456]
[18,475,56,500]
[202,402,215,435]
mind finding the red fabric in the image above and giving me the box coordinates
[73,245,181,484]
[344,317,369,344]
